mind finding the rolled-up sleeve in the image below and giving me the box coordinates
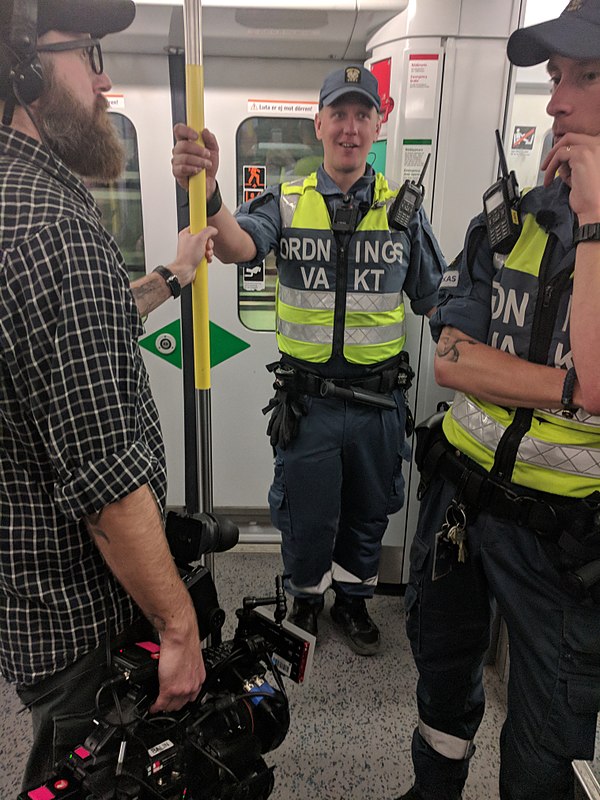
[403,206,447,316]
[429,215,494,343]
[3,218,166,520]
[234,187,282,268]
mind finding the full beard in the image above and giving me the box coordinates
[36,67,125,180]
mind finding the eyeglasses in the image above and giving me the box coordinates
[36,38,104,76]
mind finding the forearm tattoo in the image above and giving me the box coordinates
[436,333,478,363]
[131,281,159,317]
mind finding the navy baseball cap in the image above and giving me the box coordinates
[319,65,381,112]
[507,0,600,66]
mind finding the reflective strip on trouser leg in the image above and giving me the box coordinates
[418,719,474,760]
[332,561,378,586]
[288,570,332,596]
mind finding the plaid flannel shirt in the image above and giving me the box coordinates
[0,128,166,685]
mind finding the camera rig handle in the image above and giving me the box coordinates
[239,576,287,625]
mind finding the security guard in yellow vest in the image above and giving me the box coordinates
[397,3,600,799]
[172,65,444,656]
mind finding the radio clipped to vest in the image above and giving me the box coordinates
[388,153,430,231]
[483,130,522,254]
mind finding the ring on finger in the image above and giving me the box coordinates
[566,144,571,152]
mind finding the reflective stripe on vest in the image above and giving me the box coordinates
[444,392,600,497]
[442,212,600,498]
[276,173,406,365]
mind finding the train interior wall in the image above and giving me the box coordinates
[100,0,522,583]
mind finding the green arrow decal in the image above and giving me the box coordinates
[209,320,251,367]
[140,319,251,369]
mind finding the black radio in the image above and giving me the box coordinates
[483,129,522,254]
[388,153,431,231]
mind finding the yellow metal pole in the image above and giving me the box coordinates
[182,0,214,523]
[183,0,209,391]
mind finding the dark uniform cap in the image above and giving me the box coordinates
[0,0,136,39]
[318,65,381,112]
[507,0,600,66]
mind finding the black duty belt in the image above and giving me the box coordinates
[432,438,600,542]
[294,369,398,395]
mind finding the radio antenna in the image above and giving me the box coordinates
[416,153,431,187]
[495,129,509,179]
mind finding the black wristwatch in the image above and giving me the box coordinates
[573,222,600,244]
[153,265,181,299]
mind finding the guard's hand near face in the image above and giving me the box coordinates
[542,133,600,222]
[167,225,218,288]
[172,124,220,199]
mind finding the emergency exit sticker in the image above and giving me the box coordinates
[244,165,266,202]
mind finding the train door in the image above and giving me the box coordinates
[98,0,524,585]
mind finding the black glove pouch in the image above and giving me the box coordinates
[262,387,307,450]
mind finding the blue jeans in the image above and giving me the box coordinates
[405,474,600,800]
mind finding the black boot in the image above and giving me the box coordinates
[287,597,323,636]
[330,596,380,655]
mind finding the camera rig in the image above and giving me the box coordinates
[19,513,314,800]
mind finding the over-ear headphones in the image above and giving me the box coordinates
[0,0,44,112]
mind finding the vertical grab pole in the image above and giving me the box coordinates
[182,0,214,576]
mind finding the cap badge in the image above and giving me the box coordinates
[345,67,361,84]
[564,0,584,11]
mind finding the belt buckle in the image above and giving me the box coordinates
[509,491,559,534]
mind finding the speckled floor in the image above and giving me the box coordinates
[0,547,510,800]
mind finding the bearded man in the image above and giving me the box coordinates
[0,0,216,789]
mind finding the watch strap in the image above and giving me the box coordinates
[574,222,600,244]
[207,181,223,216]
[560,366,578,419]
[153,265,181,299]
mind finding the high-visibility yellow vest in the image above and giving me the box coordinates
[443,211,600,498]
[276,172,407,365]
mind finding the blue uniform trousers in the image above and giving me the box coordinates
[269,389,409,599]
[405,474,600,800]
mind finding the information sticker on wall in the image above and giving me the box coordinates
[243,165,266,203]
[401,139,432,184]
[406,54,439,119]
[242,263,266,292]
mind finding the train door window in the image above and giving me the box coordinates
[84,113,145,282]
[236,117,323,332]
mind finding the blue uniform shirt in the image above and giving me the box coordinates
[235,164,445,318]
[431,178,575,354]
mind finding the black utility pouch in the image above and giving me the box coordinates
[414,403,449,472]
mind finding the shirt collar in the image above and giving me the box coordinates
[520,177,575,251]
[0,126,101,219]
[315,163,376,202]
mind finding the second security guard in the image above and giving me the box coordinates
[172,65,445,655]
